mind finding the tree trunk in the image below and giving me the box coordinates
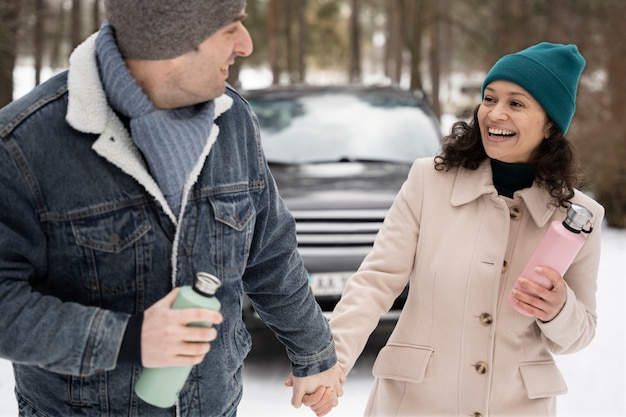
[34,0,46,86]
[596,0,626,227]
[71,0,83,52]
[407,0,424,91]
[268,0,281,85]
[93,0,102,33]
[385,0,402,83]
[427,0,440,117]
[348,0,361,83]
[284,0,293,84]
[50,0,67,69]
[296,0,307,83]
[0,0,21,106]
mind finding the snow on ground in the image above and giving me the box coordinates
[1,226,624,416]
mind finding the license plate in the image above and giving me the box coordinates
[309,272,353,296]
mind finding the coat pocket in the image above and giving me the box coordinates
[72,206,150,253]
[519,360,568,399]
[209,191,255,274]
[372,343,434,383]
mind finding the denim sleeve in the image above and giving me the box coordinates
[241,124,336,377]
[0,142,129,376]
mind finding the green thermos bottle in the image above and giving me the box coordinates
[134,272,222,408]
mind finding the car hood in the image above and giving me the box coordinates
[269,161,410,210]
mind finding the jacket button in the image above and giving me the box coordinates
[474,361,488,374]
[472,413,483,417]
[108,233,121,245]
[509,206,523,220]
[501,260,508,273]
[479,313,493,326]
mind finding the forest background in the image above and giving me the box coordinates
[1,0,624,227]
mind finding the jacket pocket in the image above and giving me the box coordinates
[209,191,255,274]
[72,206,150,253]
[71,205,151,305]
[372,343,434,383]
[519,361,568,399]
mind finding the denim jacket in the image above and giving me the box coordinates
[0,33,335,417]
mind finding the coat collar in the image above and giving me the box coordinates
[66,32,234,135]
[64,31,233,224]
[450,159,560,228]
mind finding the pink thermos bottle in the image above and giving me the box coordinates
[508,203,593,316]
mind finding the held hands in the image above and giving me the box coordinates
[141,288,223,368]
[509,266,567,322]
[284,363,346,416]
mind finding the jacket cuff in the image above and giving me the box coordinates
[288,340,337,377]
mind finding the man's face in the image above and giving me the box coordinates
[127,10,253,109]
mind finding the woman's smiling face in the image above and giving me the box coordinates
[478,80,552,163]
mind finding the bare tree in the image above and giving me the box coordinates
[268,0,281,85]
[406,0,425,91]
[71,0,83,51]
[0,0,21,106]
[93,0,101,31]
[34,0,46,86]
[602,0,626,227]
[284,0,294,83]
[348,0,361,83]
[427,0,441,117]
[575,0,626,228]
[49,0,67,69]
[384,0,402,83]
[295,0,307,83]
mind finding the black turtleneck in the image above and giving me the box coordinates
[490,159,534,198]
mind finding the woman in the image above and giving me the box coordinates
[329,42,604,416]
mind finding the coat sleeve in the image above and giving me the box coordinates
[0,139,129,376]
[329,158,426,375]
[240,105,336,377]
[538,193,605,354]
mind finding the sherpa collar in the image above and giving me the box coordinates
[64,31,234,225]
[66,31,233,136]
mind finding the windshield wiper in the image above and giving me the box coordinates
[337,157,401,164]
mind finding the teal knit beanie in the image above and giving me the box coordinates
[481,42,586,134]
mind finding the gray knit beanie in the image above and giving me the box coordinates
[105,0,246,60]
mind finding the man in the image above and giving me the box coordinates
[0,1,344,416]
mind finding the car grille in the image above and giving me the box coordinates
[291,209,387,247]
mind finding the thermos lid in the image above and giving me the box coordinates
[194,272,222,296]
[564,203,593,232]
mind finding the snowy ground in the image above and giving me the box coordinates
[1,226,624,416]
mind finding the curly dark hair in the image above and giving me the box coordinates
[434,105,580,208]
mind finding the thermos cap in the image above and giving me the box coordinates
[564,203,593,232]
[194,272,222,296]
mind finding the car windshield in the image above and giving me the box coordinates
[248,92,441,164]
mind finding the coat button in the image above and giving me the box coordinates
[509,206,523,220]
[108,233,121,245]
[474,361,488,374]
[502,260,508,273]
[479,313,493,326]
[472,413,483,417]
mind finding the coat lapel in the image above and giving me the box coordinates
[449,160,559,228]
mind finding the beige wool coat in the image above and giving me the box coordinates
[330,157,604,417]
